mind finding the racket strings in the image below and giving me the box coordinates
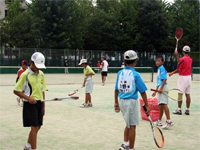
[154,127,164,148]
[167,90,180,101]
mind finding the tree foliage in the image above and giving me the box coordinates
[0,0,199,52]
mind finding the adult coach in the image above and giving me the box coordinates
[100,56,109,86]
[14,52,47,150]
[169,45,192,115]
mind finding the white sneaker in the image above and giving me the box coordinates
[162,121,174,130]
[154,120,163,126]
[23,145,31,150]
[80,103,89,108]
[88,103,93,107]
[102,83,105,86]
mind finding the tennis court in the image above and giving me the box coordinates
[0,72,200,150]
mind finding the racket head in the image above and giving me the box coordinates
[175,28,183,40]
[153,126,165,148]
[165,88,183,101]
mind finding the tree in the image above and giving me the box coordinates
[136,0,169,52]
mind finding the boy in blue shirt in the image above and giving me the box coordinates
[114,50,149,150]
[152,56,174,129]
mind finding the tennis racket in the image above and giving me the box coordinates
[68,87,83,96]
[43,96,79,102]
[175,28,183,52]
[151,88,182,101]
[142,105,164,148]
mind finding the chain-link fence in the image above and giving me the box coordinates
[0,47,199,72]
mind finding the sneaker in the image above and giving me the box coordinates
[162,121,174,130]
[173,109,182,115]
[23,145,31,150]
[102,83,105,86]
[185,110,190,115]
[16,97,20,105]
[88,103,93,107]
[80,103,89,108]
[154,120,163,126]
[119,144,129,150]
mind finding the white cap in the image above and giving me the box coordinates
[31,52,46,69]
[124,50,138,60]
[78,59,87,65]
[183,45,191,52]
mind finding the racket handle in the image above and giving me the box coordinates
[151,89,158,92]
[142,104,147,112]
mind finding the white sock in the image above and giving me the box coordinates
[123,141,129,146]
[186,108,189,110]
[26,143,31,148]
[32,149,37,150]
[129,149,134,150]
[177,108,181,110]
[167,119,171,123]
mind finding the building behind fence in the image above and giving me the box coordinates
[0,47,199,72]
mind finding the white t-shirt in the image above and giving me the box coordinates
[101,60,108,72]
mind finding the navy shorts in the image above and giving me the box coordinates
[101,71,108,76]
[23,101,44,127]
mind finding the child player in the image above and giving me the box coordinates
[79,59,95,108]
[13,52,47,150]
[152,56,174,129]
[16,60,28,106]
[114,50,149,150]
[169,45,192,115]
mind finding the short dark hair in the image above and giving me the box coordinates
[156,56,164,62]
[124,59,136,65]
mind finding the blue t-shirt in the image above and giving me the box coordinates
[115,66,147,99]
[156,65,167,87]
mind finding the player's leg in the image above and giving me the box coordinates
[185,94,191,115]
[128,125,136,150]
[28,126,41,149]
[158,104,163,121]
[173,76,184,115]
[119,126,129,150]
[162,104,174,129]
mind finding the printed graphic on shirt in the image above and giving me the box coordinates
[118,70,136,93]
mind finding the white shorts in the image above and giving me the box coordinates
[157,85,168,105]
[85,79,94,93]
[178,75,191,94]
[119,99,139,128]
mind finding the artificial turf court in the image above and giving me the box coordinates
[0,73,199,150]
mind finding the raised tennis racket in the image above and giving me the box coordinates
[175,28,183,52]
[43,96,79,102]
[151,88,182,101]
[142,105,164,148]
[68,87,83,96]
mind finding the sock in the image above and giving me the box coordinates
[123,141,129,147]
[167,119,171,123]
[157,119,161,122]
[177,108,181,111]
[129,149,134,150]
[25,143,31,148]
[186,108,189,110]
[32,149,37,150]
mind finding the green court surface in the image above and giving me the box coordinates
[0,73,200,150]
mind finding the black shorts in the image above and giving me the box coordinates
[101,71,108,76]
[23,101,44,127]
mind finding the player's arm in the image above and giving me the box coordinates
[158,79,167,93]
[169,69,179,76]
[43,91,45,116]
[14,91,37,104]
[174,50,180,61]
[114,89,120,111]
[140,92,150,116]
